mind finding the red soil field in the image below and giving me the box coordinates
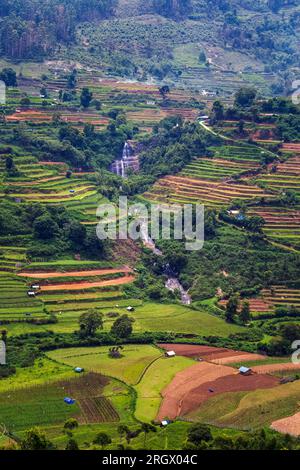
[157,361,235,421]
[181,373,280,416]
[158,343,265,363]
[18,267,132,279]
[271,412,300,437]
[39,275,135,291]
[252,363,300,374]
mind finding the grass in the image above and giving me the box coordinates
[134,355,194,422]
[189,380,300,430]
[0,383,80,431]
[47,345,163,385]
[0,358,74,394]
[3,301,244,337]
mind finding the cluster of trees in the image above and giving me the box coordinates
[11,111,136,170]
[185,423,299,450]
[78,310,134,339]
[140,116,217,177]
[0,0,116,59]
[0,201,105,259]
[153,0,192,19]
[16,421,300,450]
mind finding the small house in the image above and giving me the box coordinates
[161,420,169,427]
[27,291,35,297]
[74,367,84,373]
[165,350,176,358]
[127,306,135,312]
[31,285,40,290]
[239,366,252,376]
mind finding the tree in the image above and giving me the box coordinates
[65,438,79,450]
[199,51,206,63]
[1,329,7,343]
[33,214,59,240]
[117,424,130,444]
[225,295,239,322]
[68,221,87,245]
[187,423,212,446]
[79,309,103,337]
[64,418,79,431]
[141,423,156,447]
[240,301,251,324]
[93,432,111,449]
[67,70,77,89]
[234,87,257,107]
[111,314,133,338]
[20,427,55,450]
[80,87,93,108]
[0,68,17,87]
[158,85,170,100]
[211,100,224,121]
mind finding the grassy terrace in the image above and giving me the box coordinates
[144,144,273,207]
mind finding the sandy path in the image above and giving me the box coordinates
[39,275,135,291]
[18,267,132,278]
[271,412,300,436]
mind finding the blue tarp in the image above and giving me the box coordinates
[64,397,76,405]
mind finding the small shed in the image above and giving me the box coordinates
[161,420,169,427]
[74,367,84,373]
[165,350,176,358]
[239,366,252,376]
[27,291,35,297]
[64,397,76,405]
[31,284,40,290]
[127,306,135,312]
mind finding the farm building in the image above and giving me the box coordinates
[239,366,252,376]
[165,351,176,358]
[74,367,84,373]
[127,306,135,312]
[27,291,35,297]
[161,420,170,426]
[31,284,40,290]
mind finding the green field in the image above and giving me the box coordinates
[47,345,163,385]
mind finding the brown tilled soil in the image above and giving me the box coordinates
[211,353,266,365]
[158,343,265,363]
[39,275,135,291]
[252,363,300,374]
[157,361,235,421]
[271,412,300,436]
[18,267,132,278]
[180,373,280,416]
[58,373,119,423]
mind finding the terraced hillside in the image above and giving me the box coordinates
[144,144,274,207]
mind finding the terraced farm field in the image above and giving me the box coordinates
[219,285,300,317]
[248,206,300,249]
[144,145,274,206]
[254,155,300,197]
[0,274,46,321]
